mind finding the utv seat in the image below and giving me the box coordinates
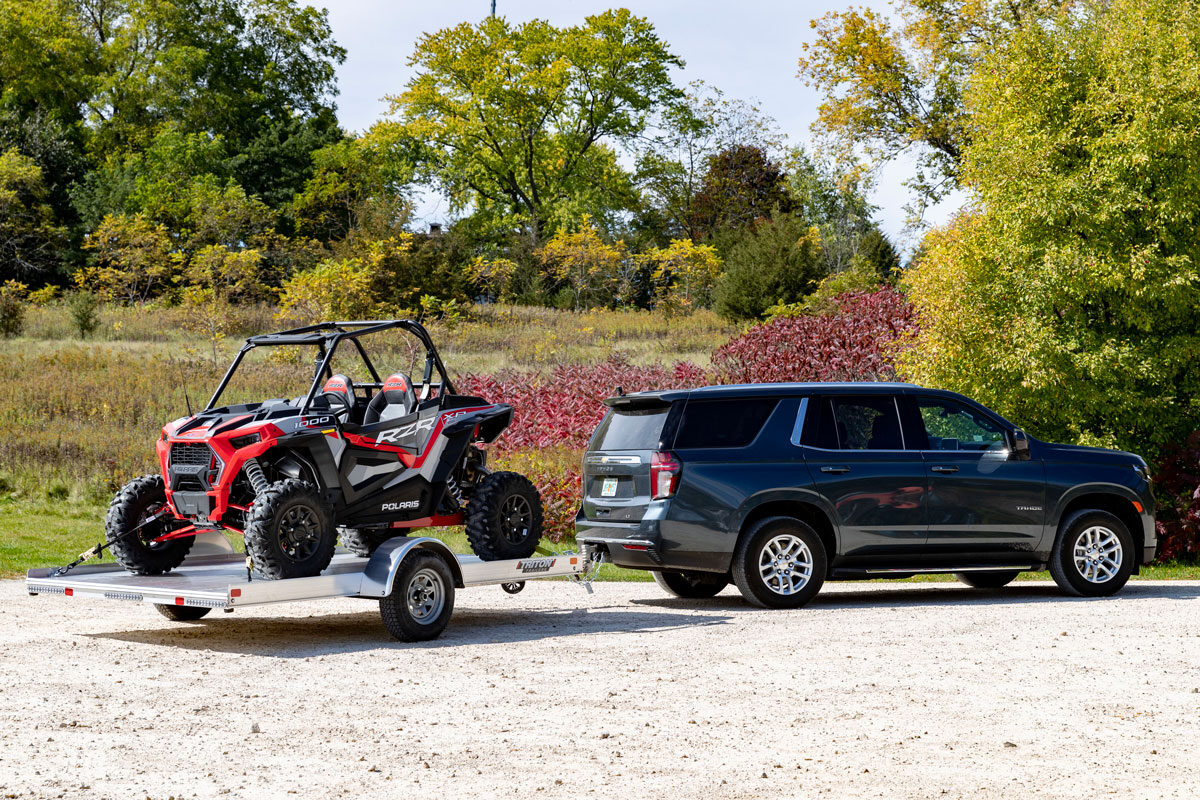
[316,374,355,422]
[364,372,417,425]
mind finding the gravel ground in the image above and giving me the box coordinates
[2,578,1199,800]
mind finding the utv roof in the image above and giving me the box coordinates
[245,320,429,346]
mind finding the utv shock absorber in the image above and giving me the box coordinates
[445,475,465,509]
[243,457,270,496]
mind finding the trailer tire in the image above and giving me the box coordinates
[465,471,543,561]
[154,604,211,622]
[106,476,195,575]
[244,479,336,579]
[379,550,455,641]
[340,527,394,558]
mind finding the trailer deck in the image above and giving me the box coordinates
[26,532,598,641]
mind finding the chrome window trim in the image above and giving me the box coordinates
[790,397,809,447]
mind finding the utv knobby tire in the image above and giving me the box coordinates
[652,569,728,599]
[464,471,544,561]
[154,604,211,622]
[106,475,194,576]
[243,479,336,580]
[955,570,1022,589]
[379,550,455,642]
[340,528,395,558]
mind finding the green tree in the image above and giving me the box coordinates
[640,238,722,313]
[900,0,1200,459]
[714,215,828,320]
[79,213,175,303]
[0,148,66,281]
[797,1,1065,217]
[384,10,683,242]
[536,218,631,310]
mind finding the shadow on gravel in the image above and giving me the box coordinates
[630,582,1200,612]
[83,604,734,658]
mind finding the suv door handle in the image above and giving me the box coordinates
[820,465,851,474]
[930,465,959,474]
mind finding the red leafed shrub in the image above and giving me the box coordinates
[710,288,917,384]
[460,354,705,452]
[1152,432,1200,562]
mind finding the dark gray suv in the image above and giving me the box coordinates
[576,383,1157,608]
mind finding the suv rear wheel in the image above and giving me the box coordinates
[731,516,827,609]
[1049,510,1135,597]
[652,569,728,599]
[955,570,1021,589]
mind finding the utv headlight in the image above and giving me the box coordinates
[230,433,261,449]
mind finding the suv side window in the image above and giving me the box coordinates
[674,398,778,449]
[916,396,1007,452]
[802,395,907,450]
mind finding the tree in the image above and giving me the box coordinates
[536,218,631,311]
[797,1,1065,219]
[689,145,791,238]
[900,0,1200,460]
[640,239,722,313]
[385,10,683,242]
[637,81,783,241]
[0,148,66,281]
[79,213,174,303]
[714,215,828,320]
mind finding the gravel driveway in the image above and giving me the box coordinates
[2,578,1198,799]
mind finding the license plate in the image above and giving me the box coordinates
[601,477,618,497]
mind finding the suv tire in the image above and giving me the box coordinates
[652,569,728,599]
[106,475,195,575]
[1049,509,1135,597]
[955,570,1021,589]
[465,472,543,561]
[244,479,336,579]
[731,516,827,609]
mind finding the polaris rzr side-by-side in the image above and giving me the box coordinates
[106,320,544,580]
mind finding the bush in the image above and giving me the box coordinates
[0,280,27,337]
[66,290,101,339]
[714,215,828,320]
[1153,432,1200,562]
[711,288,917,384]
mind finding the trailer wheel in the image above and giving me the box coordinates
[379,550,455,642]
[154,604,211,622]
[465,471,544,561]
[106,476,195,575]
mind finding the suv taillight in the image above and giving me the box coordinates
[650,451,681,499]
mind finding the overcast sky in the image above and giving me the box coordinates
[323,0,962,250]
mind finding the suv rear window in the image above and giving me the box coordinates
[674,398,778,449]
[591,407,670,451]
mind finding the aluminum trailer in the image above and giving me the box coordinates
[26,533,599,641]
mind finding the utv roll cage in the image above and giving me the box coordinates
[205,320,456,414]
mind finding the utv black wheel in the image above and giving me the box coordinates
[652,570,728,599]
[955,570,1022,589]
[154,604,211,622]
[340,527,395,558]
[106,476,195,576]
[465,472,544,561]
[379,551,456,642]
[731,516,827,609]
[243,479,336,579]
[1049,510,1135,597]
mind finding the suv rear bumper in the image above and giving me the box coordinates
[576,513,664,570]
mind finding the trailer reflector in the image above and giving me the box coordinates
[175,597,185,605]
[64,588,73,596]
[230,588,241,598]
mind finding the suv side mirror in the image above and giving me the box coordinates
[1011,429,1031,461]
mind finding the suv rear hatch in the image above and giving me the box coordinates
[581,393,681,522]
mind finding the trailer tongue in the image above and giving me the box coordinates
[26,533,599,641]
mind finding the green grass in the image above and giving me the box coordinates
[3,497,1195,583]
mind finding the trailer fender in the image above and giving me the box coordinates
[359,536,464,597]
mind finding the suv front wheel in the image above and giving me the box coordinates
[731,516,827,609]
[1049,510,1135,597]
